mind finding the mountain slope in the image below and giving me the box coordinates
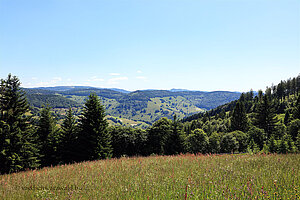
[23,87,241,127]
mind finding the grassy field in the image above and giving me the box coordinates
[0,154,299,199]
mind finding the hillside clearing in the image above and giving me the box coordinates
[0,154,299,199]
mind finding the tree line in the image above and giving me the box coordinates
[1,74,300,174]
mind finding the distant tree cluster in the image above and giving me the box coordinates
[1,74,300,174]
[26,94,80,108]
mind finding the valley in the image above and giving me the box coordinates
[24,87,241,128]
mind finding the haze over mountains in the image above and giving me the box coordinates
[24,86,241,128]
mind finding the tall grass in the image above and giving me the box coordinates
[0,154,299,199]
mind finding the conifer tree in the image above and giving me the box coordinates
[288,119,300,141]
[230,101,248,132]
[164,115,184,155]
[284,110,291,125]
[60,108,78,163]
[77,93,112,161]
[36,106,60,166]
[278,139,289,154]
[254,94,279,139]
[293,96,300,120]
[0,74,39,174]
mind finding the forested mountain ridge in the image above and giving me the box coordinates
[180,74,300,154]
[183,75,300,123]
[23,87,241,127]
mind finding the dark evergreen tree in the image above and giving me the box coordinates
[265,87,272,99]
[258,90,263,102]
[230,101,248,132]
[254,95,279,139]
[77,93,112,161]
[284,110,291,125]
[292,77,297,95]
[288,119,300,141]
[286,78,292,97]
[239,93,245,102]
[292,96,300,120]
[133,128,148,156]
[249,89,254,101]
[0,74,39,174]
[110,126,130,157]
[285,134,297,153]
[164,115,184,155]
[37,106,60,166]
[60,108,78,164]
[267,136,278,153]
[276,81,284,100]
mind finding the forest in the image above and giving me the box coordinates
[0,74,300,174]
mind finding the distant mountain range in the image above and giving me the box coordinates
[27,86,131,93]
[23,86,241,128]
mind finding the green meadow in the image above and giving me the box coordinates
[1,153,299,200]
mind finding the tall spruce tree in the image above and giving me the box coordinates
[77,93,112,161]
[0,74,39,174]
[230,101,248,132]
[59,108,78,164]
[164,115,184,155]
[254,94,279,139]
[37,106,60,166]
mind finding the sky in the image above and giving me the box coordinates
[0,0,299,92]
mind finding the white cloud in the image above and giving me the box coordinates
[35,81,53,87]
[53,77,62,81]
[31,77,37,80]
[30,77,63,87]
[136,76,147,81]
[93,78,105,82]
[37,77,62,86]
[137,70,142,74]
[87,76,105,82]
[109,73,121,76]
[23,82,32,87]
[107,76,128,85]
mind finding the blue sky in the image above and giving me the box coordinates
[0,0,299,92]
